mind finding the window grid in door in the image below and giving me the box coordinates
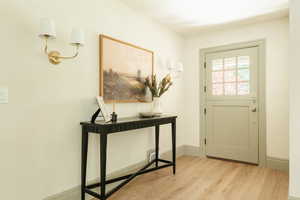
[211,56,250,96]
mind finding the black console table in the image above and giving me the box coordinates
[80,115,177,200]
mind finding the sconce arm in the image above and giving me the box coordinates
[42,37,80,64]
[57,45,80,59]
[44,37,49,54]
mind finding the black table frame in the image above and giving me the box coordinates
[80,116,177,200]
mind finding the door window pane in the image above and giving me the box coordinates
[210,56,251,96]
[224,83,236,95]
[238,69,250,81]
[238,82,250,95]
[212,59,223,71]
[212,71,223,83]
[224,70,236,82]
[212,84,223,95]
[224,57,236,69]
[238,56,250,68]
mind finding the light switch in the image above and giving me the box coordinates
[0,87,8,104]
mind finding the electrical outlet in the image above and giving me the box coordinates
[149,152,156,163]
[0,87,8,104]
[148,151,160,163]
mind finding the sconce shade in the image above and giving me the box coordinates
[39,18,56,39]
[70,28,85,46]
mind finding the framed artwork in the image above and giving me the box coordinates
[96,96,110,122]
[99,35,154,103]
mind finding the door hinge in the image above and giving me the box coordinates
[204,62,207,69]
[204,108,207,115]
[204,86,207,92]
[204,138,207,145]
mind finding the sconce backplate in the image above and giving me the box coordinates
[48,51,61,65]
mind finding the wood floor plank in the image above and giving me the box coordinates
[93,156,289,200]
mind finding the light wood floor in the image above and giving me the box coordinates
[100,156,289,200]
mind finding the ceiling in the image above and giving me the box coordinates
[120,0,289,35]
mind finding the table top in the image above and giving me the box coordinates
[80,115,177,127]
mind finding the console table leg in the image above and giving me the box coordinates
[100,134,107,200]
[171,121,176,175]
[155,125,160,167]
[81,129,89,200]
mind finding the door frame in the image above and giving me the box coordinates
[199,40,266,167]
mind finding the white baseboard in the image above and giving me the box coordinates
[44,160,151,200]
[266,157,289,172]
[44,145,190,200]
[46,145,288,200]
[184,145,203,157]
[289,196,300,200]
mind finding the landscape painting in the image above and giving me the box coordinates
[100,35,153,103]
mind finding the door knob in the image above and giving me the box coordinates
[252,108,257,112]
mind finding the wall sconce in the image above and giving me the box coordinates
[38,18,85,65]
[167,60,184,78]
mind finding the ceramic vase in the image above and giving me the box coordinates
[152,97,162,113]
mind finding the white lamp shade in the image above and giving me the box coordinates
[39,18,56,39]
[70,28,85,46]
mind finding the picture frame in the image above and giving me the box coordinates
[99,34,154,103]
[96,96,110,122]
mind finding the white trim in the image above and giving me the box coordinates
[289,197,300,200]
[44,146,186,200]
[45,144,288,200]
[267,157,289,172]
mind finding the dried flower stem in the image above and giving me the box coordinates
[145,74,173,97]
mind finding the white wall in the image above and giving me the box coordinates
[0,0,184,199]
[0,1,292,199]
[289,0,300,198]
[183,18,289,159]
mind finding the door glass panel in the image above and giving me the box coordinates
[224,57,236,69]
[224,70,236,82]
[238,56,250,68]
[212,71,223,83]
[238,69,250,81]
[210,55,252,96]
[237,82,250,95]
[212,59,223,71]
[224,83,236,95]
[212,84,223,95]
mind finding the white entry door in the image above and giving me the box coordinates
[205,47,259,164]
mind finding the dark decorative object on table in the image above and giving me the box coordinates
[110,99,118,122]
[91,108,102,123]
[111,112,118,122]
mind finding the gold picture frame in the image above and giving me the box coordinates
[99,35,154,103]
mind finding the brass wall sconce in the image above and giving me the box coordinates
[167,60,184,78]
[39,18,85,65]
